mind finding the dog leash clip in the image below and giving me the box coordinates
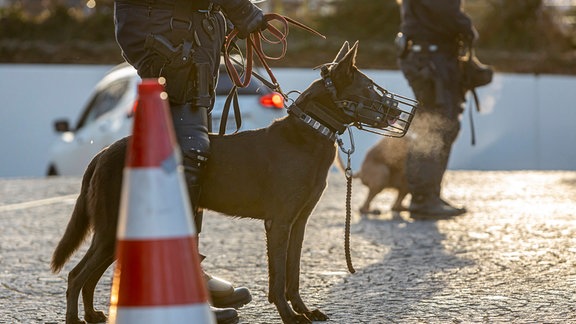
[337,125,355,155]
[337,126,355,179]
[344,154,353,179]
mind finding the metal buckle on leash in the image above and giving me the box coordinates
[336,125,355,178]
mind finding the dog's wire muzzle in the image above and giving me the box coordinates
[321,65,418,138]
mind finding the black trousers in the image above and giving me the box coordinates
[114,2,226,87]
[114,1,227,230]
[399,51,464,199]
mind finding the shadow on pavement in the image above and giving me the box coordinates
[324,212,475,322]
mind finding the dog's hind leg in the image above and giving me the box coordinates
[65,249,95,324]
[82,254,114,323]
[285,208,328,322]
[65,238,114,324]
[265,217,311,324]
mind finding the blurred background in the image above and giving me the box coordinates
[1,0,576,178]
[1,0,575,73]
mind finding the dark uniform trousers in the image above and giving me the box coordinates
[399,49,464,200]
[114,0,227,230]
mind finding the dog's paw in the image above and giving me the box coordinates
[391,205,407,212]
[291,313,313,324]
[65,317,86,324]
[360,208,381,217]
[84,310,107,323]
[304,309,329,321]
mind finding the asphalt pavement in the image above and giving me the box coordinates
[1,170,575,323]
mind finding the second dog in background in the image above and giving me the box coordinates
[352,136,409,215]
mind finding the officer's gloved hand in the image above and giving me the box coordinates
[217,0,265,39]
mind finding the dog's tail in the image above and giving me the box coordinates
[50,157,97,274]
[335,150,360,178]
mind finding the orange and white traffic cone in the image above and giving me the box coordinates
[108,79,215,323]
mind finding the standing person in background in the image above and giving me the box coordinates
[114,0,266,323]
[396,0,477,217]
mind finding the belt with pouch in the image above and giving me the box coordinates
[408,42,438,53]
[117,0,213,11]
[407,40,459,55]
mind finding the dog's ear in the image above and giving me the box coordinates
[331,41,358,83]
[333,41,351,63]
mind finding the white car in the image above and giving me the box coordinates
[46,62,286,176]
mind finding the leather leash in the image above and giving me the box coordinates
[218,13,325,135]
[223,13,325,94]
[468,89,480,146]
[337,127,356,274]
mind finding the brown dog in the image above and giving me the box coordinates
[353,136,409,215]
[51,41,407,324]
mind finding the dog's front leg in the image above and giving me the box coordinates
[265,219,312,324]
[391,188,409,212]
[360,187,382,215]
[285,211,329,322]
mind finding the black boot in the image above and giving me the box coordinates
[170,103,211,230]
[409,194,466,218]
[212,306,239,324]
[171,103,252,310]
[204,271,252,309]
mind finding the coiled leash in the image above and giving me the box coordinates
[337,126,356,274]
[217,13,325,135]
[224,13,325,91]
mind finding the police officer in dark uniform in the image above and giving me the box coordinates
[397,0,477,217]
[114,0,265,322]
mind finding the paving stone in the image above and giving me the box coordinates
[0,171,575,323]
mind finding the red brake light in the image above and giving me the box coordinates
[260,92,284,109]
[129,99,138,117]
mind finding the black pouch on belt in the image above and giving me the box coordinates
[144,33,196,104]
[461,48,493,91]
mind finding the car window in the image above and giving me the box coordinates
[75,78,130,130]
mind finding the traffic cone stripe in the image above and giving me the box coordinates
[118,168,195,239]
[110,79,214,323]
[126,82,174,168]
[112,237,208,306]
[110,304,213,322]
